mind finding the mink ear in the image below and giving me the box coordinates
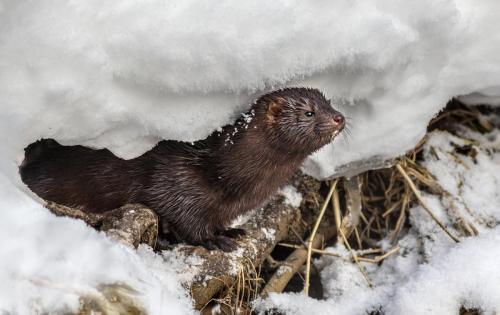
[267,97,286,120]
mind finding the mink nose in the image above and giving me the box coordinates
[332,113,345,126]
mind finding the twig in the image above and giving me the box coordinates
[331,185,373,287]
[360,216,374,241]
[290,227,310,249]
[260,232,327,297]
[356,248,383,255]
[391,193,408,243]
[339,228,373,287]
[382,200,403,218]
[403,157,479,236]
[290,228,321,276]
[356,246,400,263]
[332,183,342,244]
[265,256,280,269]
[396,163,460,243]
[277,243,341,257]
[304,179,338,296]
[354,227,363,249]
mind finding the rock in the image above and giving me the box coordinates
[45,202,158,248]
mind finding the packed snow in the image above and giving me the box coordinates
[258,227,500,315]
[2,0,500,313]
[279,185,303,208]
[3,1,500,175]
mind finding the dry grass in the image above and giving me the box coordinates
[200,258,262,315]
[304,179,338,295]
[295,101,489,285]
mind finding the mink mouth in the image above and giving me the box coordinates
[314,124,344,145]
[329,125,344,141]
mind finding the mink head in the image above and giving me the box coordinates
[256,87,345,154]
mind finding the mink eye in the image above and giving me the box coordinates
[304,111,315,117]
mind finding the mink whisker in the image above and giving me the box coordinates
[342,126,353,145]
[346,126,353,136]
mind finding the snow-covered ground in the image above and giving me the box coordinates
[2,1,500,313]
[259,128,500,314]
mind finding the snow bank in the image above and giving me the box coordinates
[259,227,500,315]
[2,0,500,312]
[2,1,500,175]
[0,175,195,313]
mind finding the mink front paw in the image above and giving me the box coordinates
[203,235,239,252]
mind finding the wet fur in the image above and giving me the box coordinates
[20,88,344,251]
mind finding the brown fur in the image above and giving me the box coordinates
[20,87,344,251]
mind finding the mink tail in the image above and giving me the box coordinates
[19,139,142,213]
[20,138,61,171]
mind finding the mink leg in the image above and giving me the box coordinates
[201,225,246,252]
[166,217,240,252]
[202,235,238,252]
[197,227,246,252]
[216,226,247,238]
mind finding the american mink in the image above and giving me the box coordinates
[20,88,345,251]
